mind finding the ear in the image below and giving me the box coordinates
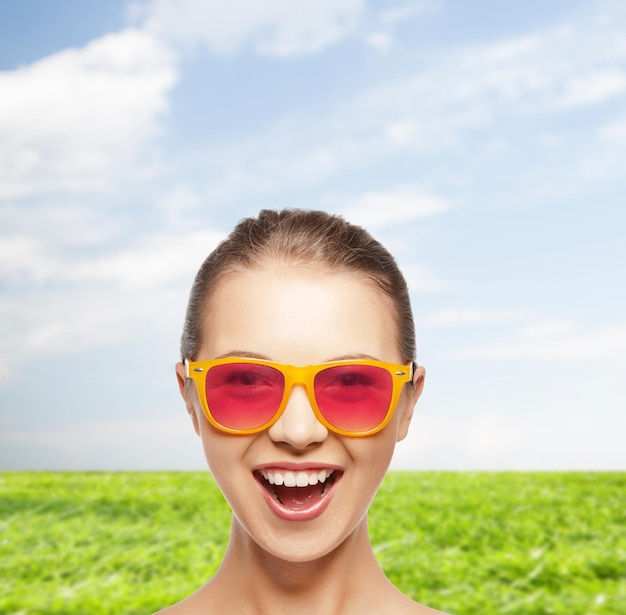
[175,362,201,436]
[396,366,425,443]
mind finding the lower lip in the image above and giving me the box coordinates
[255,474,341,522]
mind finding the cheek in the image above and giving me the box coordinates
[197,430,236,501]
[352,430,397,483]
[192,407,227,472]
[347,441,395,521]
[197,416,226,466]
[391,395,413,442]
[195,416,251,488]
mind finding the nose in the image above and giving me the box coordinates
[267,384,329,449]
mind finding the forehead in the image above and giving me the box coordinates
[199,264,400,364]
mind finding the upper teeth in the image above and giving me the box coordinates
[260,469,335,487]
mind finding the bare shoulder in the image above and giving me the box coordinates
[151,593,205,615]
[405,602,449,614]
[413,604,449,614]
[393,591,449,615]
[151,601,187,614]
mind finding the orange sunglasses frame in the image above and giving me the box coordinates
[185,357,414,437]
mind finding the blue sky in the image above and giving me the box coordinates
[1,0,624,470]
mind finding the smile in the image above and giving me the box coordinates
[254,466,342,521]
[260,468,335,488]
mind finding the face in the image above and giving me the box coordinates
[176,264,425,563]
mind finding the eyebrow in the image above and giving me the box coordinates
[215,351,382,363]
[215,350,273,360]
[328,353,380,362]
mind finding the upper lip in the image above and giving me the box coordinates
[253,461,343,472]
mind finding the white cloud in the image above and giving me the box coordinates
[365,31,392,53]
[0,287,177,366]
[379,3,437,26]
[403,264,446,293]
[435,16,626,119]
[447,324,626,361]
[385,119,417,144]
[6,1,624,208]
[157,185,202,225]
[68,230,224,288]
[0,228,223,289]
[552,68,626,109]
[134,0,364,56]
[393,411,626,470]
[598,114,626,141]
[0,418,205,470]
[519,320,575,339]
[0,229,224,376]
[132,0,439,58]
[182,3,626,204]
[424,307,532,326]
[0,28,176,198]
[367,0,441,53]
[0,203,121,249]
[0,235,49,283]
[340,189,449,229]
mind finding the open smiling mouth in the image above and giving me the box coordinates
[254,468,341,514]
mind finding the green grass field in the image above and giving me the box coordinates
[1,472,624,614]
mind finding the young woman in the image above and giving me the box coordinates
[157,209,445,614]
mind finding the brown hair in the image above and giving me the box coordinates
[180,209,416,362]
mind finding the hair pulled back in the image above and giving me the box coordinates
[181,209,416,363]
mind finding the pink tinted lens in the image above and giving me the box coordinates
[205,363,285,430]
[314,364,393,432]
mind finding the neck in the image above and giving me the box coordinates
[208,516,395,615]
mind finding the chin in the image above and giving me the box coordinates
[246,513,368,565]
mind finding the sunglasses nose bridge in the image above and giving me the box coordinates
[268,364,328,447]
[281,364,317,408]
